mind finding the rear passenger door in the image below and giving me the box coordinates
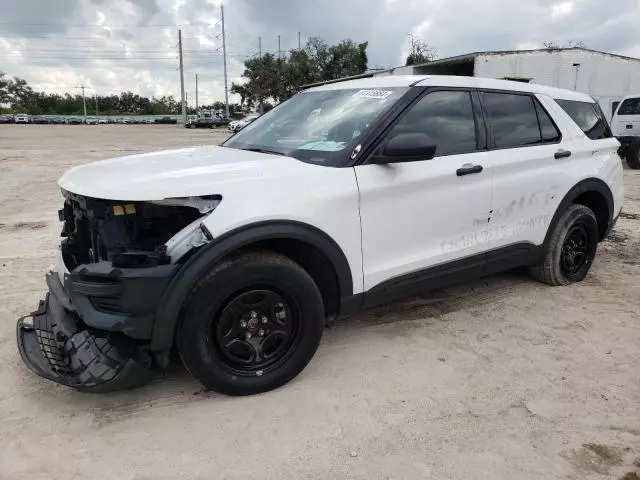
[478,91,567,261]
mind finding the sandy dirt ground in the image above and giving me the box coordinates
[1,125,640,480]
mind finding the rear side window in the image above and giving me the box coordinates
[481,92,542,148]
[555,99,611,140]
[388,90,477,156]
[617,98,640,115]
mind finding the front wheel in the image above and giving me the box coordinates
[528,204,598,286]
[178,252,325,396]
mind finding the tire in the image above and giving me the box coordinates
[625,142,640,169]
[528,204,599,286]
[178,251,325,396]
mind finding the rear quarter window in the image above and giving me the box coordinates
[555,99,612,140]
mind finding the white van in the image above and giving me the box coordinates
[611,95,640,169]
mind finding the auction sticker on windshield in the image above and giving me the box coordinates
[299,140,346,151]
[353,89,393,100]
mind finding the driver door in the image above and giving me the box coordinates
[355,89,493,297]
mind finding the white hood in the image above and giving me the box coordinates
[58,145,307,200]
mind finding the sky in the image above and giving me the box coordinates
[2,0,640,105]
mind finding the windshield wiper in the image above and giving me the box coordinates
[240,147,286,156]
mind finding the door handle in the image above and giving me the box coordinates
[456,164,483,176]
[554,150,572,159]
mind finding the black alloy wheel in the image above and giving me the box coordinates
[528,204,598,286]
[177,252,324,396]
[214,289,299,375]
[560,224,590,275]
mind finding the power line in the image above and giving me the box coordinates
[0,22,204,27]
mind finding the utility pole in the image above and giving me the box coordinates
[179,29,186,124]
[80,84,87,121]
[298,31,301,51]
[258,36,261,58]
[94,93,98,118]
[278,35,281,60]
[221,5,229,119]
[195,73,199,114]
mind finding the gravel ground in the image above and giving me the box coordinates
[1,125,640,480]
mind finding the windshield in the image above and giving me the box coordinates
[224,87,409,165]
[618,98,640,116]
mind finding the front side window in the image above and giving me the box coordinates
[617,98,640,116]
[224,87,409,165]
[481,92,542,148]
[555,99,611,140]
[386,90,477,156]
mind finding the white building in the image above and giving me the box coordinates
[311,48,640,120]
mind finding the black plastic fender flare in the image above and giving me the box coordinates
[543,178,614,247]
[150,220,354,351]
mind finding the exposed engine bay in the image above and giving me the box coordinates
[59,190,215,269]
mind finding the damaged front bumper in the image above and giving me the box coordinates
[16,265,174,392]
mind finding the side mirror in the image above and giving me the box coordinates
[371,133,437,164]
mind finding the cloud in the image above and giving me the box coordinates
[1,0,639,103]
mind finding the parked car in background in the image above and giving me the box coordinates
[214,116,231,127]
[85,117,98,125]
[14,113,30,124]
[185,117,217,129]
[228,113,260,132]
[611,94,640,169]
[98,117,108,124]
[67,117,83,125]
[51,116,66,124]
[32,116,50,124]
[155,116,178,124]
[0,115,14,124]
[155,116,178,125]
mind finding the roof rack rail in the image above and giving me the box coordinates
[299,72,377,90]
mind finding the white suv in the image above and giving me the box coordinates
[229,113,260,132]
[17,76,624,396]
[14,113,29,124]
[611,94,640,169]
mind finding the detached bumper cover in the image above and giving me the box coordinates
[16,272,156,392]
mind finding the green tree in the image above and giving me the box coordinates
[325,40,368,80]
[232,37,370,108]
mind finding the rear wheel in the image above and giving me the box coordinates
[625,141,640,169]
[178,252,325,396]
[528,204,598,286]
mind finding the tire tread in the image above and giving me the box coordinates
[528,204,597,286]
